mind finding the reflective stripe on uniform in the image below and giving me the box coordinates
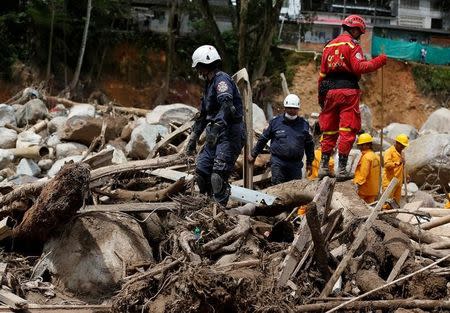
[339,127,352,132]
[319,72,327,78]
[324,41,355,50]
[323,130,338,135]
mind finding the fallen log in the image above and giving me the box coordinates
[295,299,450,312]
[319,178,398,298]
[96,178,186,202]
[80,202,178,213]
[421,214,450,230]
[202,216,251,254]
[215,259,259,270]
[12,163,90,242]
[179,230,201,264]
[45,96,150,116]
[0,181,46,212]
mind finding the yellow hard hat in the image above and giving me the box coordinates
[357,133,373,145]
[395,134,409,147]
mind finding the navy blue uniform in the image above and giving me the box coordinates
[191,71,246,205]
[251,114,314,184]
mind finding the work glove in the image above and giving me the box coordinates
[186,135,198,156]
[223,100,236,120]
[376,53,387,66]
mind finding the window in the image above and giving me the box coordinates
[431,0,442,10]
[431,18,443,29]
[400,0,419,9]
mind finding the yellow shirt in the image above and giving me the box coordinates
[353,149,380,196]
[382,145,404,190]
[308,148,335,179]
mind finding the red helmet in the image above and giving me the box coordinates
[342,15,366,34]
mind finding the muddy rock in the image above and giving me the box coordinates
[38,159,54,171]
[55,142,88,159]
[0,127,17,149]
[33,212,153,303]
[15,99,48,127]
[419,108,450,135]
[146,103,197,126]
[405,134,450,186]
[126,123,169,159]
[16,158,41,177]
[0,104,17,126]
[384,122,418,141]
[16,131,42,148]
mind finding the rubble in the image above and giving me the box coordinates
[0,127,17,149]
[0,92,449,313]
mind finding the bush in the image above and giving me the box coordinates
[412,64,450,106]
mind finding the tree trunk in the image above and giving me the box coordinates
[154,0,178,105]
[46,0,55,82]
[196,0,231,72]
[250,0,283,82]
[70,0,92,92]
[238,0,249,69]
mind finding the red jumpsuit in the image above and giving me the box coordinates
[318,33,386,155]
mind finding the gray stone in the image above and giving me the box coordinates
[0,149,13,168]
[405,134,450,186]
[360,104,373,134]
[105,144,127,164]
[16,131,42,148]
[126,123,169,159]
[384,123,418,141]
[0,127,17,149]
[68,103,95,118]
[48,156,84,177]
[33,212,153,302]
[419,108,450,135]
[15,99,48,127]
[55,142,88,159]
[146,103,198,126]
[48,116,68,134]
[46,133,62,147]
[0,104,17,126]
[16,158,41,177]
[38,159,54,171]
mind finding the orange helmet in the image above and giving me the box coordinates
[342,15,366,34]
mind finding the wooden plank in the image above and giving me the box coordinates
[147,121,194,159]
[0,288,28,310]
[277,177,334,287]
[232,68,253,189]
[80,202,178,213]
[319,177,398,298]
[386,249,409,283]
[422,214,450,231]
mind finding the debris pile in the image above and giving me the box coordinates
[0,89,450,312]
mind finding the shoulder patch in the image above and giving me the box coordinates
[216,81,229,93]
[355,52,363,60]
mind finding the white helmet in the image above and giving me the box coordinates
[192,45,221,68]
[283,94,300,109]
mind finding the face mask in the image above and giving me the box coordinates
[285,113,298,120]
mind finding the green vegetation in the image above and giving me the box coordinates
[412,64,450,106]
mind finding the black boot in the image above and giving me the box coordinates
[336,154,354,182]
[318,153,331,179]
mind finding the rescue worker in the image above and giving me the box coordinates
[186,45,245,206]
[308,136,335,179]
[317,15,387,181]
[248,94,314,185]
[353,133,380,203]
[382,134,409,206]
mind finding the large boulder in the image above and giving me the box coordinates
[16,158,41,177]
[0,127,17,149]
[405,134,450,186]
[419,108,450,135]
[146,103,198,126]
[0,104,17,126]
[384,123,418,141]
[33,212,153,303]
[126,123,169,159]
[15,99,48,127]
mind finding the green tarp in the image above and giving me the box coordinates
[372,35,450,65]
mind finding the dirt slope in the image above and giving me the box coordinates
[283,58,439,129]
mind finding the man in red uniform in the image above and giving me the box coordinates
[318,15,387,181]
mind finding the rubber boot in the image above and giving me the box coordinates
[336,154,354,182]
[318,153,331,179]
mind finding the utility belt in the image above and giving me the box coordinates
[319,72,359,108]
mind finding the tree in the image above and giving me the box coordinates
[70,0,92,92]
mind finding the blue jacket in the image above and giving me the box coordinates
[192,71,244,138]
[252,114,314,164]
